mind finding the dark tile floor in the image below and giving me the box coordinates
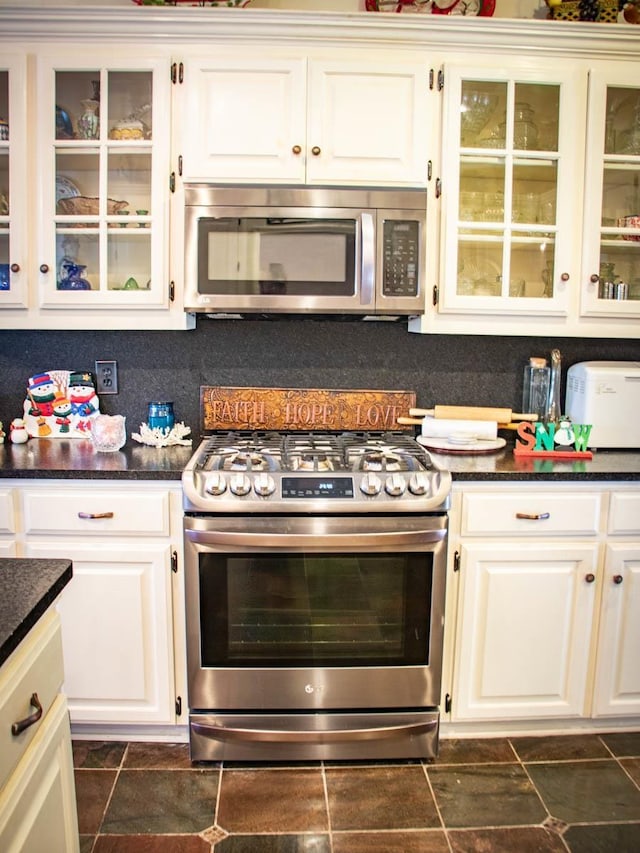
[73,732,640,853]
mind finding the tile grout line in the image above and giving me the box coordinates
[507,738,572,853]
[320,761,334,853]
[422,759,454,853]
[91,741,128,849]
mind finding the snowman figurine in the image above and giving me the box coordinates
[10,418,29,444]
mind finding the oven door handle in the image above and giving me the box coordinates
[192,718,438,744]
[186,528,446,549]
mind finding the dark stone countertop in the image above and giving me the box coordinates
[0,559,73,667]
[0,436,638,482]
[0,439,193,481]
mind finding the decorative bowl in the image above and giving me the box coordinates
[618,214,640,242]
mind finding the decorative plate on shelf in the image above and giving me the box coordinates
[56,176,80,204]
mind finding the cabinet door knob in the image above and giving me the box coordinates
[10,263,20,273]
[11,693,43,736]
[39,264,49,274]
[311,146,321,156]
[560,272,570,282]
[590,273,600,283]
[78,511,114,519]
[613,574,623,585]
[585,573,596,583]
[516,512,550,520]
[292,144,302,155]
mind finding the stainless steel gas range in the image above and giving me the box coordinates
[182,430,452,761]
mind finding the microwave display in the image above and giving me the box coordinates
[199,217,356,297]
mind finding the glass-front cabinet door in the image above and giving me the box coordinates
[0,54,28,308]
[581,68,640,318]
[439,64,582,318]
[35,55,170,310]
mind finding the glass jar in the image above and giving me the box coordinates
[522,357,550,421]
[147,401,174,432]
[513,102,538,150]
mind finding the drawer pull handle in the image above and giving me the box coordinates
[516,512,550,520]
[11,693,43,736]
[613,574,624,585]
[78,511,114,519]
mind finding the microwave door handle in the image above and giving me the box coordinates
[360,212,375,307]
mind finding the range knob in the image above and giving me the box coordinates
[360,472,382,497]
[385,473,406,497]
[229,472,251,496]
[205,472,227,496]
[409,472,430,496]
[254,473,276,497]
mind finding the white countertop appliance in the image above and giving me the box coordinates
[565,361,640,449]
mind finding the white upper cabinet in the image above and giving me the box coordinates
[412,54,640,339]
[580,66,640,321]
[179,52,430,187]
[0,53,28,310]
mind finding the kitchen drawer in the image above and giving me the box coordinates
[461,492,602,537]
[0,609,63,792]
[608,492,640,536]
[0,490,16,535]
[22,488,171,537]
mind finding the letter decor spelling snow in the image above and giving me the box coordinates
[514,420,593,459]
[22,370,101,438]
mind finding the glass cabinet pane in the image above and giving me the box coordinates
[0,70,9,291]
[597,85,640,303]
[49,66,155,299]
[453,74,562,306]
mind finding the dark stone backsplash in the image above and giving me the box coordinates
[1,318,639,436]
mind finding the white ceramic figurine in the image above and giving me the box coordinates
[9,418,29,444]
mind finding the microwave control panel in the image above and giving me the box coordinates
[381,220,419,297]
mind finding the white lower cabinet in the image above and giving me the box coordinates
[25,541,174,725]
[15,481,185,732]
[0,610,79,853]
[592,491,640,717]
[448,484,640,729]
[452,541,599,721]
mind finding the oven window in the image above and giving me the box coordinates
[198,552,432,668]
[198,217,356,296]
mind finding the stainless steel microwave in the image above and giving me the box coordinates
[183,185,426,318]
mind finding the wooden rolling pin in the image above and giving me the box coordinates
[408,406,538,423]
[398,416,520,431]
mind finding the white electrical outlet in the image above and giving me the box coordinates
[95,360,118,394]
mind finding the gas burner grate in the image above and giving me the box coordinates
[196,430,432,474]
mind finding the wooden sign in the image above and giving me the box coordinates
[201,387,416,432]
[513,420,594,459]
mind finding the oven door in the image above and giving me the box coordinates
[184,514,447,714]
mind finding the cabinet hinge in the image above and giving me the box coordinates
[178,154,183,177]
[171,549,178,573]
[171,62,184,84]
[170,171,176,193]
[445,693,452,713]
[435,177,442,199]
[429,68,434,90]
[427,160,432,182]
[453,550,460,572]
[171,62,177,84]
[437,68,444,91]
[175,696,182,716]
[169,281,176,303]
[179,62,184,84]
[432,285,439,307]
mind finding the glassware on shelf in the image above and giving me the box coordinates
[78,98,100,139]
[513,102,538,150]
[57,261,92,291]
[545,348,562,425]
[460,88,498,146]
